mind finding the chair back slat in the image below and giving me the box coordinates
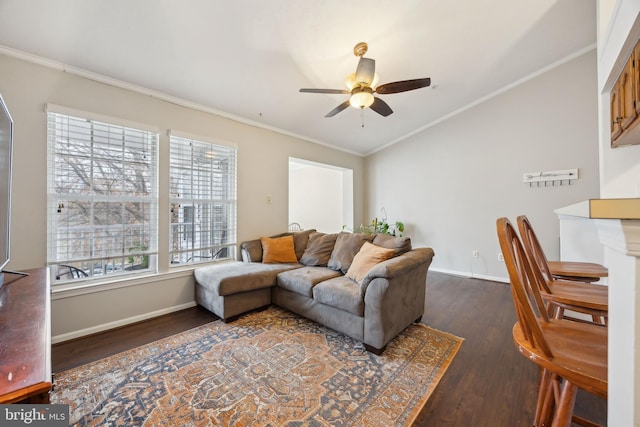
[517,215,555,292]
[497,217,553,358]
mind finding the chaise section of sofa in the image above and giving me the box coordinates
[194,261,300,322]
[194,229,435,354]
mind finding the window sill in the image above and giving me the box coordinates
[51,259,239,300]
[51,268,195,300]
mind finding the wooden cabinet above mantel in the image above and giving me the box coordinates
[610,39,640,147]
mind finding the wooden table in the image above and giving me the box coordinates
[0,268,51,403]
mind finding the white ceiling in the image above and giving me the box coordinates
[0,0,596,156]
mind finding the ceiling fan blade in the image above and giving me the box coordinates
[355,57,375,85]
[325,100,350,118]
[300,88,350,94]
[375,78,431,94]
[370,97,393,117]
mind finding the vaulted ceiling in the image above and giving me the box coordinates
[0,0,596,155]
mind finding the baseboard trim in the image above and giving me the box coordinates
[52,301,198,344]
[430,267,509,284]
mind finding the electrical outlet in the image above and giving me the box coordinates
[498,253,504,261]
[472,250,479,258]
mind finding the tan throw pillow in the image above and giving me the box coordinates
[260,235,298,263]
[346,241,395,284]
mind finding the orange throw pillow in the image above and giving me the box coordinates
[261,235,298,263]
[346,241,395,284]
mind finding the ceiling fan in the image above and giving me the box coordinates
[299,42,431,118]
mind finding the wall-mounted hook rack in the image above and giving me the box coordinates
[523,168,578,187]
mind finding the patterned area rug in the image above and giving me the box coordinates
[52,306,463,426]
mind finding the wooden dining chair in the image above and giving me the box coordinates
[517,215,607,283]
[497,217,607,427]
[517,215,608,325]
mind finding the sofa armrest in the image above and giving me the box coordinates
[240,239,263,263]
[360,247,435,297]
[362,247,435,350]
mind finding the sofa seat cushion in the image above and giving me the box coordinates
[194,261,300,296]
[312,276,364,317]
[276,266,343,298]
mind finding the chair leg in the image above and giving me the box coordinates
[535,369,553,426]
[539,374,561,427]
[552,380,578,427]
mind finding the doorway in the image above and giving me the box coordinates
[288,158,353,233]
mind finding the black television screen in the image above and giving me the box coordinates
[0,93,13,278]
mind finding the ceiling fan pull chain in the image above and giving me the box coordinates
[361,108,365,128]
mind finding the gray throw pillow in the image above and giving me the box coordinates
[328,232,375,273]
[300,232,338,266]
[372,234,412,256]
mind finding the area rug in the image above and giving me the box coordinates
[51,306,463,427]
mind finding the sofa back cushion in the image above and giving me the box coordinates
[241,229,316,262]
[260,235,298,263]
[300,232,338,266]
[346,242,395,284]
[328,232,375,273]
[372,234,412,256]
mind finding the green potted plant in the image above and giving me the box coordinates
[349,208,405,236]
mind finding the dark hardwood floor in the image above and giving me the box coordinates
[52,271,607,426]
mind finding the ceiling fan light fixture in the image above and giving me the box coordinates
[345,73,357,90]
[345,72,379,90]
[349,87,374,109]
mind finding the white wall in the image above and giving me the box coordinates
[365,49,601,281]
[0,52,364,341]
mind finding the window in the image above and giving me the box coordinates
[46,107,158,283]
[169,133,237,266]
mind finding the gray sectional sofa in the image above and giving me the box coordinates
[194,229,435,354]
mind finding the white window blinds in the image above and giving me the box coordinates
[47,110,158,282]
[169,133,237,265]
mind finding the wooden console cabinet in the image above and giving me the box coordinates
[0,268,52,403]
